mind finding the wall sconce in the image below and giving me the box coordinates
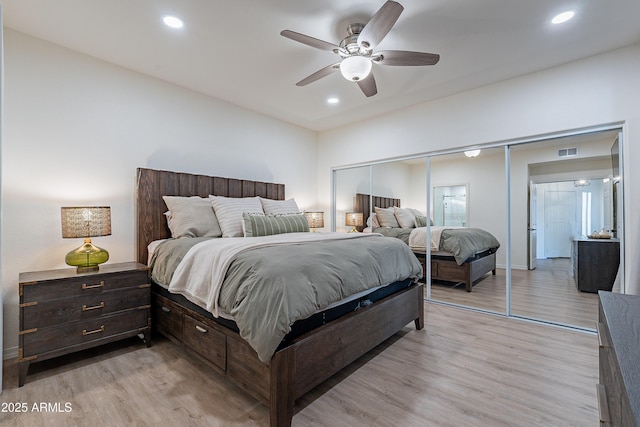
[304,211,324,232]
[345,212,364,233]
[61,206,111,272]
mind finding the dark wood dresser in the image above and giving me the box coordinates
[597,291,640,426]
[18,262,151,386]
[572,237,620,292]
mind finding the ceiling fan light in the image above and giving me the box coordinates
[340,56,372,82]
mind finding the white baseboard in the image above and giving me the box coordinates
[496,263,529,271]
[4,345,18,360]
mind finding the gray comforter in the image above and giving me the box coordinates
[439,228,500,265]
[373,226,500,265]
[372,227,413,244]
[151,234,422,362]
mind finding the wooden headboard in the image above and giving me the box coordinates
[135,168,285,265]
[354,193,401,231]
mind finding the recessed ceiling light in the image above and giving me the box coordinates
[551,11,575,24]
[163,15,184,29]
[327,97,340,104]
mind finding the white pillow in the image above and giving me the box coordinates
[260,197,300,215]
[210,196,264,237]
[409,208,424,218]
[375,206,400,228]
[394,207,416,228]
[366,212,381,229]
[162,196,222,238]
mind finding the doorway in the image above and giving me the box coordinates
[544,188,576,258]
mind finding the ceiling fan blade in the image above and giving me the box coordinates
[296,63,340,86]
[357,1,404,49]
[357,73,377,97]
[374,50,440,66]
[281,30,340,52]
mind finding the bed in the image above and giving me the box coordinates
[136,168,424,427]
[355,193,499,292]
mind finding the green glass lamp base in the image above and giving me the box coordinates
[65,239,109,273]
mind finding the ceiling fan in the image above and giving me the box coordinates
[280,0,440,97]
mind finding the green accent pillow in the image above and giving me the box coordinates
[415,215,427,228]
[242,213,309,237]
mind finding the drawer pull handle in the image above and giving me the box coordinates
[82,281,105,290]
[82,325,105,336]
[82,302,105,311]
[596,322,609,348]
[161,306,171,313]
[195,325,208,334]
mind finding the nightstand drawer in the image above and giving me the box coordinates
[22,285,150,330]
[21,308,150,358]
[21,270,148,302]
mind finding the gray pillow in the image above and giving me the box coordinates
[260,197,300,215]
[162,196,222,238]
[242,213,309,237]
[414,215,428,228]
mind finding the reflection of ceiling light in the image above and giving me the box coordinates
[574,179,590,187]
[552,11,574,24]
[340,56,372,82]
[327,97,339,104]
[464,149,481,158]
[163,16,184,29]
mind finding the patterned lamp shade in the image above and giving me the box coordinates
[61,207,111,272]
[304,211,324,232]
[345,212,364,232]
[61,207,111,238]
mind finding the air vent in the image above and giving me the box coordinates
[558,147,578,157]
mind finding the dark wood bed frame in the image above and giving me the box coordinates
[355,193,496,292]
[136,168,424,427]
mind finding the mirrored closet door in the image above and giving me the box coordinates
[508,130,623,329]
[331,126,624,331]
[427,147,507,314]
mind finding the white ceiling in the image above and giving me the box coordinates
[4,0,640,132]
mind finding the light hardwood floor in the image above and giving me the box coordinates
[1,302,598,426]
[430,258,600,330]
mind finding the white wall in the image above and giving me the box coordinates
[0,30,318,357]
[318,43,640,292]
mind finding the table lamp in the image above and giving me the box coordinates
[345,212,364,233]
[61,206,111,272]
[304,211,324,232]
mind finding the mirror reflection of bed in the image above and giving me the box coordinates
[355,192,500,293]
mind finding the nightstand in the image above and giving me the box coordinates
[18,262,151,386]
